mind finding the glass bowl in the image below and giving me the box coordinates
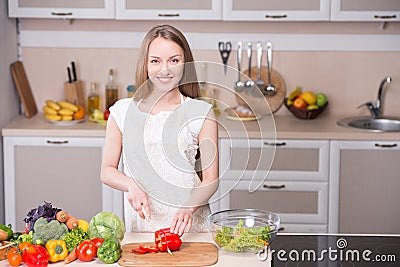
[207,209,280,253]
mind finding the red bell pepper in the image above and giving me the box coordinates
[154,228,182,252]
[22,244,49,267]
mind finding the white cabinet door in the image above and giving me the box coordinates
[331,0,400,21]
[116,0,222,20]
[222,0,330,21]
[8,0,115,19]
[216,180,328,225]
[330,140,400,234]
[3,136,123,231]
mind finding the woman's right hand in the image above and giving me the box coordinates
[127,181,150,220]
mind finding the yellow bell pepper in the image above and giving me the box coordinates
[78,219,89,232]
[45,239,68,262]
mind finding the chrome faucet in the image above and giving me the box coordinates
[358,76,392,118]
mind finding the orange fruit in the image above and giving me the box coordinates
[73,105,85,120]
[293,98,307,109]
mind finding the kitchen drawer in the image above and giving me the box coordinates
[219,139,329,182]
[216,180,328,225]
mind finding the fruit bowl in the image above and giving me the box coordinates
[284,98,328,120]
[207,209,280,253]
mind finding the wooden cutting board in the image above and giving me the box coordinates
[10,61,38,118]
[244,66,286,113]
[118,242,218,267]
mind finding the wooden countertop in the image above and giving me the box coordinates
[2,113,399,141]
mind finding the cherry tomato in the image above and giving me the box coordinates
[7,248,22,266]
[131,247,147,254]
[76,240,97,262]
[90,238,105,249]
[139,245,159,253]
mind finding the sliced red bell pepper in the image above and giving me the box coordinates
[131,247,147,254]
[154,228,182,252]
[139,245,159,253]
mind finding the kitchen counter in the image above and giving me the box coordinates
[0,233,271,267]
[2,113,399,140]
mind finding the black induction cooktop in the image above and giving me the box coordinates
[267,234,400,267]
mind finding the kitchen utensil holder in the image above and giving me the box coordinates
[64,80,85,106]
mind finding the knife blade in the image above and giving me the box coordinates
[67,67,72,83]
[71,61,77,82]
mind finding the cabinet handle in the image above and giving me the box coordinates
[264,142,286,147]
[263,184,285,189]
[51,12,73,16]
[158,13,180,17]
[46,140,69,145]
[375,143,397,148]
[374,15,396,19]
[265,14,287,19]
[278,227,285,232]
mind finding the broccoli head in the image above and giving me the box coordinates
[32,217,68,244]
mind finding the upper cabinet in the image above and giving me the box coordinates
[115,0,222,20]
[331,0,400,21]
[222,0,330,21]
[8,0,399,21]
[8,0,115,19]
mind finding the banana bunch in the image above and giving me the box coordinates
[286,86,302,106]
[43,100,85,121]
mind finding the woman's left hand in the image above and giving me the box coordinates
[170,208,195,236]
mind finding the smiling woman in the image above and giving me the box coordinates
[147,37,185,97]
[100,25,219,236]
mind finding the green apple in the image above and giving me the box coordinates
[316,93,327,107]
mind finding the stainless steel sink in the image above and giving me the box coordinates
[337,116,400,132]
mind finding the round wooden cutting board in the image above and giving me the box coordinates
[244,66,286,113]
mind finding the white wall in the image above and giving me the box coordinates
[0,1,19,224]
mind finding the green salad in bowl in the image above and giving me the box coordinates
[207,209,280,253]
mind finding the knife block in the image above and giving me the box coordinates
[64,80,85,107]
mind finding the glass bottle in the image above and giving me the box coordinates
[127,85,136,98]
[105,69,118,109]
[87,82,100,117]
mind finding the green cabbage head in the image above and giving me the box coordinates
[88,212,125,241]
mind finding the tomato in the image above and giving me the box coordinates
[131,247,147,254]
[18,242,33,253]
[90,238,105,249]
[103,109,110,120]
[75,240,97,262]
[7,249,22,267]
[139,245,159,253]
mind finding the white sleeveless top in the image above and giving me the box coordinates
[110,95,212,232]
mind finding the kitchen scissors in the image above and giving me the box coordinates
[218,41,232,75]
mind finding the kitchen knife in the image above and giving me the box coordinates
[67,67,72,83]
[71,61,77,82]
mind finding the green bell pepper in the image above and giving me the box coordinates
[97,239,121,264]
[0,224,13,240]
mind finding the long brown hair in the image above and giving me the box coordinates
[135,25,200,100]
